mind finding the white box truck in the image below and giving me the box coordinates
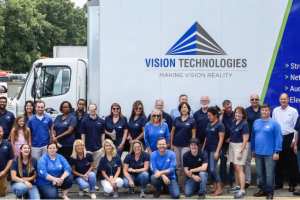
[8,0,300,116]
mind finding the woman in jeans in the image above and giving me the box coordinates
[11,144,40,199]
[203,106,225,196]
[70,139,97,199]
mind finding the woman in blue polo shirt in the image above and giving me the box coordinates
[105,103,128,155]
[70,139,97,199]
[10,144,40,199]
[123,140,149,198]
[170,102,196,187]
[144,109,170,152]
[37,143,73,199]
[52,101,77,160]
[228,106,249,198]
[203,106,225,196]
[98,139,124,198]
[127,100,147,144]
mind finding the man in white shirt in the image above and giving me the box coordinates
[272,93,299,192]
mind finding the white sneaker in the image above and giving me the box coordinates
[95,185,100,191]
[90,193,97,199]
[78,191,84,197]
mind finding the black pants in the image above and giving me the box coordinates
[58,146,73,162]
[275,133,299,187]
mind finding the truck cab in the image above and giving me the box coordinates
[9,58,87,116]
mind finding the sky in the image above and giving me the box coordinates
[71,0,86,8]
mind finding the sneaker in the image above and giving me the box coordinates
[140,191,146,198]
[90,193,96,199]
[245,183,250,189]
[229,186,241,193]
[128,187,135,194]
[153,190,161,198]
[266,193,273,199]
[234,190,246,199]
[78,191,84,197]
[103,192,111,197]
[95,185,100,191]
[253,190,267,197]
[113,191,119,198]
[198,193,206,199]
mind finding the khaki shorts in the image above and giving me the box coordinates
[228,142,249,165]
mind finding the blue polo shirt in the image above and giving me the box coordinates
[205,121,225,152]
[150,150,176,180]
[246,106,261,141]
[183,150,208,175]
[80,115,105,152]
[172,116,196,147]
[98,155,121,178]
[74,110,87,139]
[69,153,93,177]
[144,122,170,151]
[147,111,173,132]
[251,118,282,156]
[128,115,147,140]
[11,158,37,184]
[105,116,128,147]
[230,120,249,143]
[0,110,15,139]
[0,139,14,171]
[222,112,234,141]
[124,152,150,171]
[37,153,71,186]
[28,114,53,148]
[193,108,209,144]
[53,114,77,147]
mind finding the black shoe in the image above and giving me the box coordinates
[274,185,283,190]
[198,193,206,199]
[245,183,250,189]
[253,190,267,197]
[293,191,300,196]
[266,193,273,199]
[289,186,295,192]
[153,190,161,198]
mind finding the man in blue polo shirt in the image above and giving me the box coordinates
[28,100,53,160]
[150,137,179,199]
[0,126,14,196]
[0,96,15,139]
[81,103,105,169]
[252,104,282,199]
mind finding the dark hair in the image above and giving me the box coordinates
[178,102,191,115]
[179,94,188,100]
[261,104,270,110]
[157,137,166,144]
[59,101,73,113]
[24,100,35,122]
[47,142,58,149]
[35,100,45,107]
[207,106,220,118]
[222,99,232,107]
[189,138,200,145]
[130,100,145,121]
[18,144,34,178]
[110,103,123,117]
[234,106,247,120]
[0,96,7,102]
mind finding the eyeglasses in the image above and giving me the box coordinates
[250,98,259,101]
[152,115,161,118]
[112,107,120,111]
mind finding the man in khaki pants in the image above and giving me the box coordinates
[0,126,14,196]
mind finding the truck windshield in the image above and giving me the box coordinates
[32,65,71,98]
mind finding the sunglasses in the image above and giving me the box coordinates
[250,98,259,101]
[152,115,161,118]
[112,107,120,111]
[135,107,143,111]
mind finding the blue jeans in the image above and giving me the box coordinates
[151,175,180,199]
[184,172,208,196]
[123,172,149,190]
[76,171,97,192]
[255,155,275,194]
[208,151,221,183]
[38,175,73,199]
[220,145,234,184]
[297,150,300,173]
[11,182,40,199]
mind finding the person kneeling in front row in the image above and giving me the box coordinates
[150,137,180,199]
[183,138,208,198]
[123,140,150,198]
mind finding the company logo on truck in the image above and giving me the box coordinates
[166,22,226,56]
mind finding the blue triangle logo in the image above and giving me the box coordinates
[166,22,226,55]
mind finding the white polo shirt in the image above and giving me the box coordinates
[272,105,298,136]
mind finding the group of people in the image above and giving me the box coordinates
[0,93,299,199]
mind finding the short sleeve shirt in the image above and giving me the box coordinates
[230,120,249,143]
[11,158,37,184]
[124,152,150,170]
[173,116,196,147]
[99,155,121,178]
[105,116,128,146]
[70,153,93,177]
[205,121,225,152]
[183,150,208,175]
[53,114,77,146]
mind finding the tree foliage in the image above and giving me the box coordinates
[0,0,87,73]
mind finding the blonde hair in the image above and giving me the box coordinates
[71,139,87,159]
[129,140,144,154]
[100,139,117,157]
[150,109,164,124]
